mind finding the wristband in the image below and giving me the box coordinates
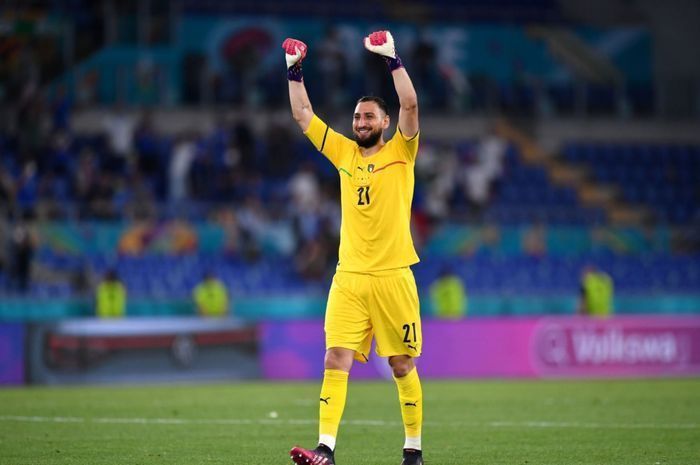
[384,55,404,72]
[287,63,303,82]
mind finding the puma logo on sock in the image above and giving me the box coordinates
[320,397,331,405]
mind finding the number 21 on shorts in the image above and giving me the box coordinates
[402,322,417,343]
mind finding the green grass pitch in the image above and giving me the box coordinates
[1,378,698,464]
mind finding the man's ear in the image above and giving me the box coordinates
[382,115,390,129]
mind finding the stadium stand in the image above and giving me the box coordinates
[0,1,698,319]
[563,142,700,224]
[1,123,697,309]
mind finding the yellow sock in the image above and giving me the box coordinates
[394,367,423,449]
[318,369,349,450]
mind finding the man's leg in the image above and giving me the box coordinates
[319,347,354,450]
[369,268,423,463]
[291,347,354,464]
[292,270,372,464]
[389,355,423,455]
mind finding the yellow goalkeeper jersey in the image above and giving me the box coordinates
[304,114,420,272]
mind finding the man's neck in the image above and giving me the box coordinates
[359,139,385,157]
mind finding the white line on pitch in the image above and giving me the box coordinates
[484,420,699,430]
[0,415,696,430]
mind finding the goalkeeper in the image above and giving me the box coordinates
[284,31,424,465]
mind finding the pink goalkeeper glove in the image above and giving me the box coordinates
[282,38,308,82]
[364,30,404,72]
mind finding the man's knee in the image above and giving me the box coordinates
[324,347,355,371]
[389,355,415,378]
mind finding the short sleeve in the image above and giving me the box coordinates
[304,114,354,168]
[394,127,420,162]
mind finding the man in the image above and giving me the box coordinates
[9,220,36,293]
[96,268,126,318]
[193,271,230,317]
[283,30,424,465]
[577,265,614,317]
[430,265,467,319]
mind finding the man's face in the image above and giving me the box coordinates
[352,101,389,148]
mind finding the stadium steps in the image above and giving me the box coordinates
[497,119,651,226]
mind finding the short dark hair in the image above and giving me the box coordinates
[356,95,388,115]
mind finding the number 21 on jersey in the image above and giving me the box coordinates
[357,186,370,205]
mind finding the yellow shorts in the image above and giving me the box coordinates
[324,267,422,363]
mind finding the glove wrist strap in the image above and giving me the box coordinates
[384,54,404,72]
[287,63,303,82]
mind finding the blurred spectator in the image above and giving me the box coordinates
[441,63,470,113]
[220,28,270,105]
[290,172,339,281]
[73,148,100,218]
[95,268,127,318]
[46,131,73,179]
[263,120,295,177]
[193,271,230,317]
[189,137,217,200]
[217,208,242,256]
[102,106,136,173]
[237,195,268,262]
[429,266,467,319]
[51,86,72,132]
[9,219,37,293]
[16,162,39,217]
[577,265,614,317]
[169,133,197,203]
[289,163,321,215]
[86,172,118,219]
[0,166,16,214]
[418,143,459,221]
[318,183,342,233]
[233,119,256,174]
[207,114,231,166]
[411,30,443,109]
[134,111,165,197]
[118,171,158,220]
[316,26,348,111]
[71,260,94,297]
[463,124,507,212]
[295,236,331,281]
[294,215,338,282]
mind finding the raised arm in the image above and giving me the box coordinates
[364,31,419,138]
[391,67,419,139]
[283,38,314,132]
